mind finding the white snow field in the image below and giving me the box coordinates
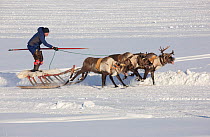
[0,0,210,137]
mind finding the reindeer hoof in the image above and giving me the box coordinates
[123,76,127,80]
[129,73,135,76]
[78,77,83,80]
[135,78,141,81]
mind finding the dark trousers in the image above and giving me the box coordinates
[27,45,43,71]
[33,50,43,65]
[30,50,43,71]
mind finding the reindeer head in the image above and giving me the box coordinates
[159,46,175,65]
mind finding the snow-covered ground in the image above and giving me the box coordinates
[0,0,210,137]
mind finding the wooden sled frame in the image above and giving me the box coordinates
[18,65,76,89]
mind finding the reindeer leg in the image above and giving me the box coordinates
[151,71,155,85]
[129,73,135,76]
[123,74,128,80]
[132,69,143,81]
[109,75,118,88]
[143,69,149,81]
[82,72,88,80]
[101,73,107,88]
[116,74,128,87]
[77,72,89,84]
[64,70,84,85]
[71,70,86,81]
[78,72,88,81]
[78,73,85,80]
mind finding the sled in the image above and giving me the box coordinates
[17,65,76,89]
[17,84,60,89]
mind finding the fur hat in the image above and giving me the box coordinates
[43,27,49,33]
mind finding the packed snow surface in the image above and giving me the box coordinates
[0,70,210,119]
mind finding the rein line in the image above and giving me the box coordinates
[48,49,109,69]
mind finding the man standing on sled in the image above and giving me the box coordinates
[27,27,58,72]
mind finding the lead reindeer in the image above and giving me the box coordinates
[141,46,175,85]
[64,57,127,88]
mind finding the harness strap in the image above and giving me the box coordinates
[111,64,120,70]
[95,58,103,71]
[148,55,158,63]
[159,56,165,66]
[127,55,135,66]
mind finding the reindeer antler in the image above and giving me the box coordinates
[159,46,170,53]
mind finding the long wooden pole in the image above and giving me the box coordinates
[8,48,88,51]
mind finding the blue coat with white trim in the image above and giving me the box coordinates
[27,27,53,55]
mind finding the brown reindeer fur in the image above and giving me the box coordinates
[65,57,127,87]
[141,50,175,85]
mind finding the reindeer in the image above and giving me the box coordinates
[140,46,175,85]
[109,52,133,62]
[128,53,153,80]
[109,52,143,80]
[128,47,175,85]
[64,57,127,88]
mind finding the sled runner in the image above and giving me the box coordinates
[17,84,61,89]
[17,65,76,89]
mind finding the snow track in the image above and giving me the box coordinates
[0,113,152,124]
[176,54,210,62]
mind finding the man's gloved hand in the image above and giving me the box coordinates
[53,47,58,51]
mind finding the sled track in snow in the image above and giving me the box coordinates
[176,54,210,62]
[0,113,152,124]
